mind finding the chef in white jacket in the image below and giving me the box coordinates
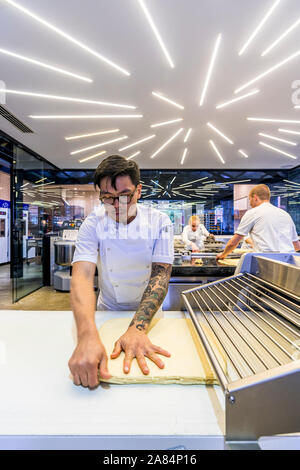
[182,215,214,252]
[69,155,174,388]
[217,184,300,260]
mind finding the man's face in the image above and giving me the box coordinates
[99,175,141,223]
[191,222,199,232]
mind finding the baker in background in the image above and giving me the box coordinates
[68,155,174,388]
[182,215,215,252]
[217,184,300,260]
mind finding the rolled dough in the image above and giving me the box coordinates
[98,318,226,385]
[217,258,239,267]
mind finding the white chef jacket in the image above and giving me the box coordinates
[72,203,174,310]
[236,202,298,253]
[182,224,209,250]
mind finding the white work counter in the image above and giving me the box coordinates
[0,310,225,450]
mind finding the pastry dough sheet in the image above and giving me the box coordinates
[217,258,239,267]
[99,318,226,385]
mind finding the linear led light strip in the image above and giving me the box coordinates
[137,0,174,68]
[65,129,120,141]
[126,151,141,160]
[35,177,47,184]
[70,135,128,155]
[259,141,297,159]
[152,92,184,110]
[29,114,143,119]
[3,0,130,76]
[279,129,300,136]
[0,89,136,109]
[226,179,252,184]
[261,17,300,56]
[209,140,225,164]
[119,134,156,151]
[78,150,107,163]
[177,177,209,188]
[216,89,260,109]
[180,148,188,165]
[238,149,249,158]
[184,128,192,143]
[283,179,300,187]
[258,132,297,146]
[150,118,183,128]
[248,118,300,124]
[207,122,234,144]
[0,47,92,82]
[173,191,191,199]
[150,128,184,159]
[199,33,221,106]
[151,180,164,189]
[238,0,281,55]
[235,49,300,94]
[34,181,56,187]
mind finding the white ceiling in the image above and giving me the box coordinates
[1,0,300,170]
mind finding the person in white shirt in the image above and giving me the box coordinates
[217,184,300,260]
[182,215,214,252]
[69,155,174,388]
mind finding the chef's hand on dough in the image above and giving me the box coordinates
[68,331,111,388]
[111,327,171,375]
[216,253,225,261]
[191,243,200,252]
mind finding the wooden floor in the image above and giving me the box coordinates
[0,264,71,310]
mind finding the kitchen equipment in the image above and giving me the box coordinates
[54,240,76,266]
[182,252,300,449]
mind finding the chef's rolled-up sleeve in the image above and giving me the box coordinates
[152,218,174,265]
[236,210,256,237]
[72,215,99,265]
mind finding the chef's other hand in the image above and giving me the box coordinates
[111,327,171,375]
[68,331,111,388]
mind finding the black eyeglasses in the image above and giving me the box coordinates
[99,188,137,205]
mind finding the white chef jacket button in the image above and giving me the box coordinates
[115,284,118,287]
[109,269,112,272]
[107,248,111,251]
[146,265,150,268]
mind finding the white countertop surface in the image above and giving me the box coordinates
[0,310,225,441]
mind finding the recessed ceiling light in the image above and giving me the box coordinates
[70,136,128,155]
[278,128,300,135]
[3,0,130,76]
[258,132,297,146]
[0,88,136,108]
[65,129,120,141]
[238,149,249,158]
[29,115,143,119]
[137,0,174,68]
[248,118,300,125]
[199,33,221,106]
[152,91,184,109]
[119,134,156,151]
[126,151,141,160]
[209,140,225,164]
[261,17,300,56]
[207,122,234,144]
[259,141,297,159]
[180,148,188,165]
[150,128,184,159]
[238,0,281,55]
[150,118,183,128]
[0,47,93,82]
[235,49,300,94]
[183,128,192,143]
[216,89,260,109]
[78,150,107,163]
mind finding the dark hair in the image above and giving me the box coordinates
[93,154,140,190]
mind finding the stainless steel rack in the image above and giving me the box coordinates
[182,254,300,447]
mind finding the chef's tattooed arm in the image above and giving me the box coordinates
[111,262,172,375]
[129,262,172,332]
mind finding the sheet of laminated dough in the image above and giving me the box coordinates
[98,318,227,385]
[217,258,239,267]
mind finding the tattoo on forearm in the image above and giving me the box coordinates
[129,263,172,332]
